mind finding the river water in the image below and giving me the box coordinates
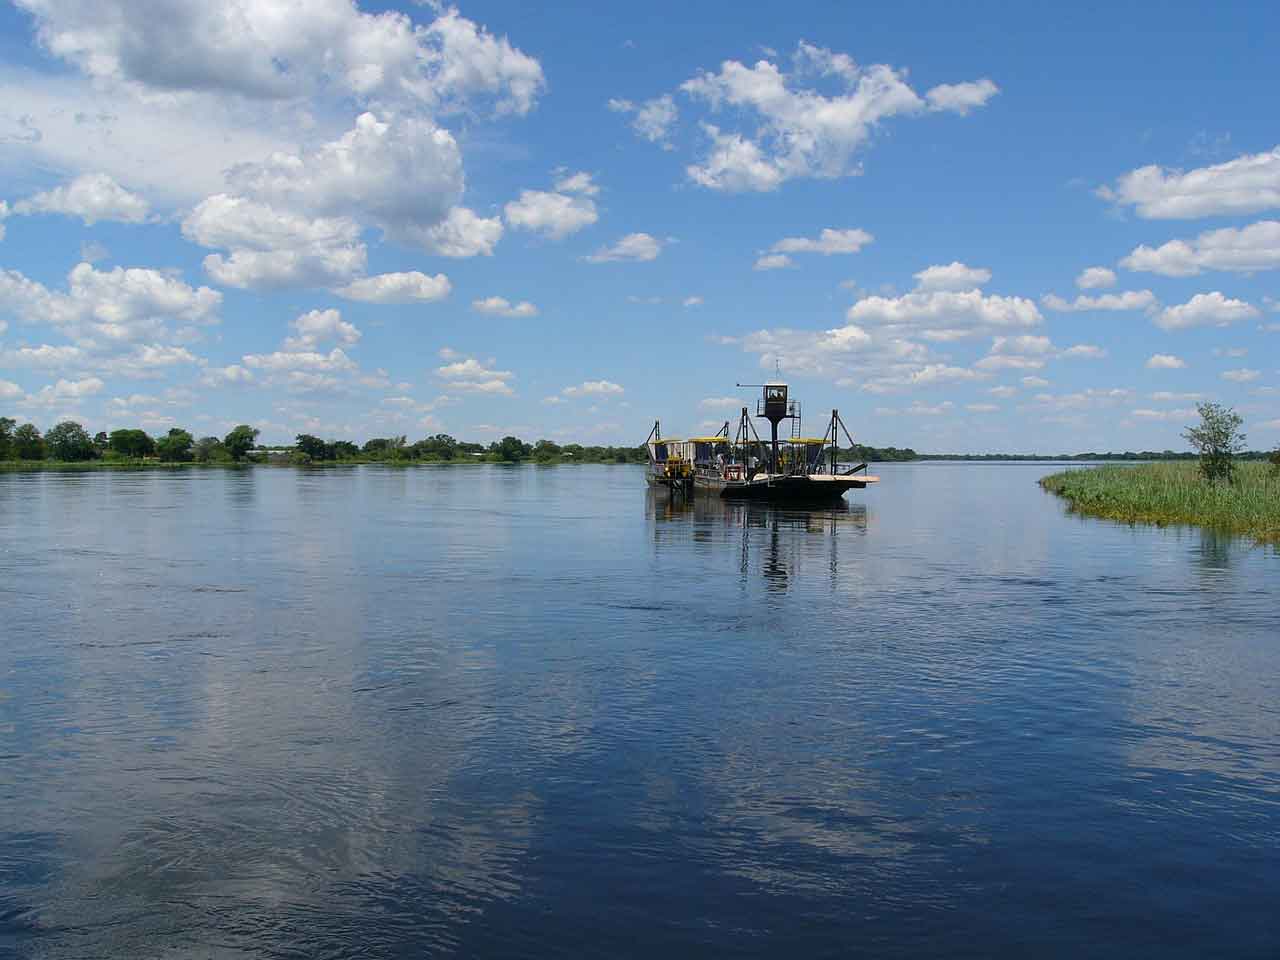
[1,463,1277,958]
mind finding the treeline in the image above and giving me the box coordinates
[0,418,646,466]
[287,433,647,464]
[911,450,1278,462]
[0,418,262,464]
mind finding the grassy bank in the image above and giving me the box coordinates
[1039,461,1280,543]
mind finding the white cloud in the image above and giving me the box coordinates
[0,262,221,344]
[771,228,873,256]
[923,79,1000,115]
[1121,220,1280,276]
[991,334,1055,355]
[283,309,360,351]
[1212,346,1248,358]
[553,171,599,196]
[1130,407,1198,422]
[875,400,956,416]
[1022,376,1049,388]
[471,296,538,318]
[436,355,514,394]
[227,113,465,252]
[700,396,740,409]
[988,385,1017,398]
[1146,354,1186,369]
[1150,391,1201,401]
[0,344,86,370]
[242,347,357,373]
[966,402,1000,413]
[1099,146,1280,219]
[913,261,991,291]
[683,296,704,307]
[975,355,1045,371]
[1221,368,1260,383]
[563,380,624,397]
[678,42,996,191]
[504,188,597,239]
[13,172,149,224]
[13,1,544,115]
[200,364,254,387]
[183,194,366,289]
[1062,344,1107,359]
[609,94,678,148]
[1075,266,1116,289]
[1155,292,1260,330]
[1041,290,1156,312]
[335,271,451,303]
[412,206,503,257]
[754,253,792,271]
[26,376,104,406]
[847,289,1042,335]
[0,379,22,399]
[585,233,662,263]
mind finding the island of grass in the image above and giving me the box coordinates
[1039,461,1280,544]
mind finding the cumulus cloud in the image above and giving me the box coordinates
[1041,290,1156,312]
[1075,266,1116,289]
[1130,407,1198,422]
[471,296,538,318]
[504,181,598,240]
[585,233,662,263]
[26,376,105,406]
[913,261,991,291]
[754,253,792,271]
[0,379,22,399]
[846,288,1042,336]
[1099,146,1280,219]
[243,347,357,373]
[608,95,678,148]
[1120,220,1280,276]
[676,42,996,191]
[562,380,624,397]
[436,355,514,394]
[683,296,704,307]
[336,271,451,303]
[200,364,254,387]
[1155,292,1260,330]
[770,227,873,256]
[411,206,503,257]
[1221,368,1260,382]
[183,194,366,289]
[13,172,149,224]
[0,262,220,345]
[1146,354,1186,369]
[923,79,1000,115]
[283,309,361,351]
[13,1,545,115]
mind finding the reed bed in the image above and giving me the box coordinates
[1039,461,1280,543]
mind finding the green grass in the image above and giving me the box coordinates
[1039,461,1280,543]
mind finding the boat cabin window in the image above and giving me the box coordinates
[653,443,668,462]
[765,385,787,402]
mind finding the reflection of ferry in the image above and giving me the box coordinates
[644,381,880,504]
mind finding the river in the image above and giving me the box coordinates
[1,463,1277,958]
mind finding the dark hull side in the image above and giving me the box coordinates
[717,475,863,503]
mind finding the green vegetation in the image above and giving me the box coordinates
[1183,401,1246,484]
[1039,461,1280,543]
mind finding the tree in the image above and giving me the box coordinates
[45,421,96,461]
[193,436,227,463]
[295,434,330,460]
[332,440,359,459]
[1183,401,1246,484]
[108,428,155,458]
[533,439,561,462]
[13,423,45,460]
[93,431,109,455]
[223,425,260,461]
[0,416,14,460]
[491,435,529,462]
[156,428,194,462]
[1270,446,1280,476]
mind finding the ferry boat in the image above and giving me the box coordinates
[644,381,879,504]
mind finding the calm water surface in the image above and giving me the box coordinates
[1,463,1277,958]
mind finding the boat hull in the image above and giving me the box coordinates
[650,471,877,503]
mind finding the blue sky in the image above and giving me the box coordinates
[0,0,1277,452]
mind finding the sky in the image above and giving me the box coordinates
[0,0,1277,453]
